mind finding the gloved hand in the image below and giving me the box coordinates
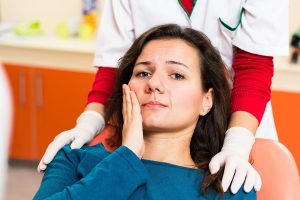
[37,110,105,172]
[209,127,262,194]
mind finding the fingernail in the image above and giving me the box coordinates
[37,165,45,173]
[210,168,217,174]
[254,185,261,192]
[209,166,219,174]
[222,183,228,192]
[231,186,238,194]
[244,186,251,193]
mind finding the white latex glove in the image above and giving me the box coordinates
[209,127,262,194]
[37,110,105,172]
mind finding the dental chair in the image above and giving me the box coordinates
[250,138,300,200]
[90,126,300,199]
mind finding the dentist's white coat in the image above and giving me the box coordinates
[94,0,289,140]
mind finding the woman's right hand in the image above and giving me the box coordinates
[121,84,145,159]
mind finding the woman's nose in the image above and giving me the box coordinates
[146,74,165,94]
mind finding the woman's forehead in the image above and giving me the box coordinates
[137,39,200,66]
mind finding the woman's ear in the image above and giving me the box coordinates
[200,88,213,116]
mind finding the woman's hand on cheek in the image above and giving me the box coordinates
[121,84,145,159]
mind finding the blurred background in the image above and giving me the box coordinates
[0,0,299,199]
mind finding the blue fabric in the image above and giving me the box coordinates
[33,144,256,200]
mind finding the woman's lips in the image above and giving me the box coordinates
[142,101,167,109]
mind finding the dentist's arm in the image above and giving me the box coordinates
[209,49,273,193]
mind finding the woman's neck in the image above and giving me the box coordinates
[142,128,196,168]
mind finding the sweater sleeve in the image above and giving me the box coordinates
[33,146,148,200]
[225,187,256,199]
[87,67,117,105]
[231,48,274,123]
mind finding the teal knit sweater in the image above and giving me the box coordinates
[33,144,256,200]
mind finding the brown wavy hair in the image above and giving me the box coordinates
[105,24,231,196]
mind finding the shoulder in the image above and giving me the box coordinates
[52,143,111,166]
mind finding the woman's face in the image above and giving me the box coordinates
[128,39,212,133]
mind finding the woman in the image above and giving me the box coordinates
[34,24,256,199]
[39,0,287,193]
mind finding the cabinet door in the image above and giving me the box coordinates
[3,64,36,160]
[34,68,94,159]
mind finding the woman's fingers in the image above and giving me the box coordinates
[122,85,127,123]
[124,84,132,118]
[122,84,132,124]
[130,90,141,115]
[123,84,141,124]
[121,84,144,158]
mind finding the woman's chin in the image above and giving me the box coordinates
[142,120,166,132]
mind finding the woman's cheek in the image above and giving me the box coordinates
[128,80,143,101]
[128,79,134,88]
[177,90,194,102]
[177,90,202,109]
[128,80,137,91]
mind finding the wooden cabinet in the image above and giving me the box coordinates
[4,63,95,160]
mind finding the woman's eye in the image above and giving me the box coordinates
[170,73,184,80]
[136,71,151,77]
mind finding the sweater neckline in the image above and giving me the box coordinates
[96,143,200,172]
[142,159,200,172]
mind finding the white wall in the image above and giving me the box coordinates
[0,0,103,33]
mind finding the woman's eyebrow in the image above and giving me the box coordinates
[134,60,190,69]
[134,61,152,66]
[166,60,190,69]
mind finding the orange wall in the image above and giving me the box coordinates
[272,90,300,172]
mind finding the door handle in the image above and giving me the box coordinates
[35,73,43,107]
[18,71,26,106]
